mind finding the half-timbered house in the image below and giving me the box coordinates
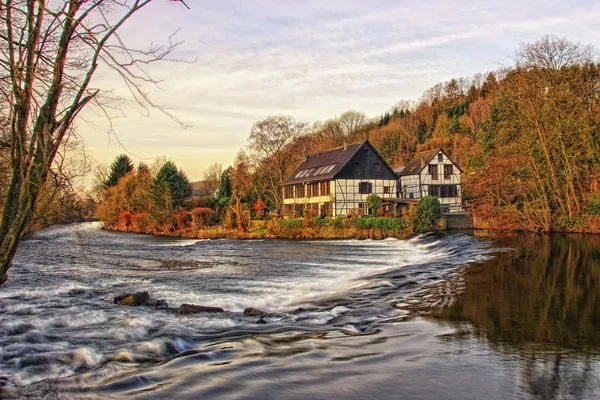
[282,140,398,217]
[395,149,463,213]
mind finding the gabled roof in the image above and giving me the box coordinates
[190,180,213,197]
[283,141,364,185]
[398,148,463,176]
[398,149,439,176]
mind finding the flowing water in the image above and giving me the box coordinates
[1,224,599,399]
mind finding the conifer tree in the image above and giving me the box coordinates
[151,161,192,210]
[105,155,134,189]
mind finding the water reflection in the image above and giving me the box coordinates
[438,233,600,399]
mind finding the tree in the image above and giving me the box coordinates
[338,110,367,139]
[319,118,346,146]
[411,196,441,233]
[216,169,232,201]
[105,155,134,189]
[202,162,223,193]
[151,161,192,211]
[515,35,593,70]
[0,0,188,286]
[366,194,383,216]
[248,115,307,210]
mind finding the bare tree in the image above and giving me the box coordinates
[248,114,307,210]
[515,35,594,70]
[202,162,223,193]
[0,0,188,286]
[318,118,345,146]
[338,110,366,139]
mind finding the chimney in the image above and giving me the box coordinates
[420,157,425,169]
[303,153,308,162]
[343,142,348,150]
[455,156,461,168]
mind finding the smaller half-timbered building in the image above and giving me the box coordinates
[395,149,463,213]
[282,140,398,217]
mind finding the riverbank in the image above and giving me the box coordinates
[101,216,428,240]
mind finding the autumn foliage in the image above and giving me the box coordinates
[97,36,600,235]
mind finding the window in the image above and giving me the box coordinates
[364,148,370,156]
[444,165,453,180]
[428,164,438,180]
[428,185,458,198]
[438,153,443,163]
[384,186,391,194]
[359,182,372,194]
[374,163,381,174]
[320,181,331,196]
[295,185,305,198]
[284,186,294,198]
[353,163,360,178]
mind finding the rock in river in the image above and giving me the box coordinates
[149,298,169,308]
[113,291,151,306]
[179,304,225,315]
[244,307,268,317]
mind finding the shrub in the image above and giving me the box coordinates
[191,207,214,227]
[587,194,600,215]
[353,217,406,231]
[411,196,441,233]
[313,216,329,227]
[331,217,344,229]
[278,219,304,229]
[366,194,383,216]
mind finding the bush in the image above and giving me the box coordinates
[587,194,600,215]
[191,207,214,227]
[331,217,344,229]
[411,196,441,233]
[366,194,383,216]
[312,216,329,227]
[353,217,406,231]
[278,219,304,229]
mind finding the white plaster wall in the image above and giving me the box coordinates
[333,179,396,216]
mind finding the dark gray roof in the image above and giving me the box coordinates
[398,149,440,176]
[283,142,364,185]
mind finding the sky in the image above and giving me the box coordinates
[78,0,600,182]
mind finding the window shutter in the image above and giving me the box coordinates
[369,183,373,193]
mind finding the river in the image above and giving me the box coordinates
[1,223,599,399]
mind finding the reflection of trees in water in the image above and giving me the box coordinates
[521,353,597,399]
[439,233,600,399]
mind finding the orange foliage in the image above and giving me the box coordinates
[191,207,214,227]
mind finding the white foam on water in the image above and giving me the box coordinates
[154,239,210,247]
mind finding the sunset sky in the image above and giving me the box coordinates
[80,0,600,181]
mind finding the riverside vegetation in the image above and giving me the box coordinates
[95,154,441,240]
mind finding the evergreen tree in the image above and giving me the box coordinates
[151,161,192,210]
[217,169,232,199]
[105,154,134,189]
